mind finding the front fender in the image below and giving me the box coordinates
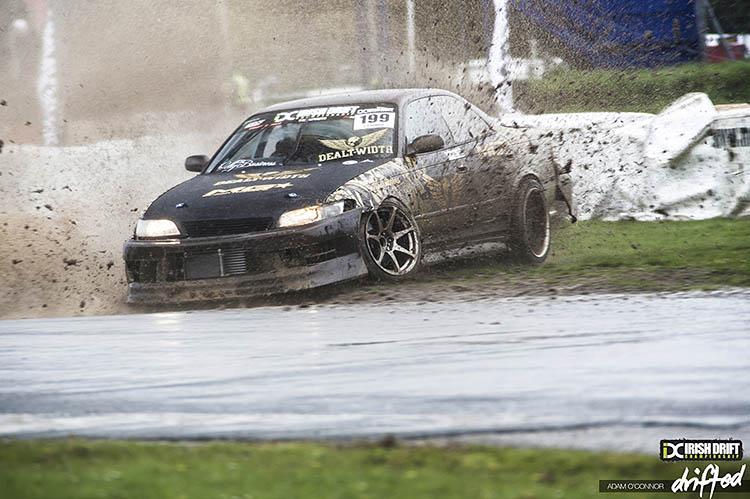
[325,158,418,212]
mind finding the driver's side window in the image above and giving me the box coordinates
[435,96,492,144]
[405,97,454,148]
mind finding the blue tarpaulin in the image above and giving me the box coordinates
[509,0,702,67]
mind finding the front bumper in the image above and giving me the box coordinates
[123,208,367,304]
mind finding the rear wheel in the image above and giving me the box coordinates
[508,177,550,265]
[360,198,421,280]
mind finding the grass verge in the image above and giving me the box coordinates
[3,438,747,499]
[541,218,750,288]
[515,60,750,114]
[438,218,750,291]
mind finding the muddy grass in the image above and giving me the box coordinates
[307,267,733,307]
[181,259,744,313]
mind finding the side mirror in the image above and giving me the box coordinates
[185,155,209,172]
[406,134,444,156]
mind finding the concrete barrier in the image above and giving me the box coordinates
[506,93,750,220]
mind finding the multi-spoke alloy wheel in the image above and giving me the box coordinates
[360,199,421,279]
[508,176,550,265]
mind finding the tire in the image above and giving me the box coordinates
[507,176,550,265]
[359,198,422,280]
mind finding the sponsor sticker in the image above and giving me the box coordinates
[353,111,395,130]
[273,106,360,123]
[213,168,318,186]
[317,129,392,163]
[217,159,280,172]
[243,118,266,130]
[317,145,393,163]
[202,183,293,198]
[320,129,388,152]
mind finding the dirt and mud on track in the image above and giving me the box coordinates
[0,209,578,320]
[0,228,705,320]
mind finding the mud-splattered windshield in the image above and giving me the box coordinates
[207,103,397,173]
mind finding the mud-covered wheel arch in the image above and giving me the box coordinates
[359,197,422,280]
[507,175,550,265]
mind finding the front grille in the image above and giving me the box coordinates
[127,239,346,284]
[181,218,273,238]
[181,246,267,280]
[220,247,248,276]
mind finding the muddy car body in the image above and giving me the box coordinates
[123,89,575,303]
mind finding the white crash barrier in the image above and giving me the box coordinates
[507,93,750,220]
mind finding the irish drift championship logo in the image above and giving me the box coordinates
[600,439,747,498]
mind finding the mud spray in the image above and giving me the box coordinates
[0,1,515,319]
[3,1,737,320]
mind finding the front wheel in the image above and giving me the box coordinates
[359,198,422,280]
[507,177,550,265]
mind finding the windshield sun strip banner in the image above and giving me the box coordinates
[212,104,398,172]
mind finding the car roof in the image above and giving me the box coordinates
[257,88,459,113]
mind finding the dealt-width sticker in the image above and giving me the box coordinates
[353,111,395,130]
[320,129,388,151]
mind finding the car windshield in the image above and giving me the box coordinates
[207,103,398,173]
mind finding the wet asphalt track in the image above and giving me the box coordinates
[1,291,749,452]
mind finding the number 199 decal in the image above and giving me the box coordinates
[353,111,395,130]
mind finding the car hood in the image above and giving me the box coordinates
[143,158,393,225]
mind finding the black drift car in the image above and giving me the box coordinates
[124,89,575,303]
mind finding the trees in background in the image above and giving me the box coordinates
[710,0,750,33]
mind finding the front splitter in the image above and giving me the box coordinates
[127,253,368,304]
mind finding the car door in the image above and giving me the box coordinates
[402,96,471,249]
[435,96,501,241]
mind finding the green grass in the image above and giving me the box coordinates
[516,60,750,114]
[414,219,750,293]
[3,439,746,499]
[544,218,750,284]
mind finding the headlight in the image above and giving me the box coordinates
[278,201,344,228]
[135,219,181,238]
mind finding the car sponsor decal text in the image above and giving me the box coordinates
[202,183,293,198]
